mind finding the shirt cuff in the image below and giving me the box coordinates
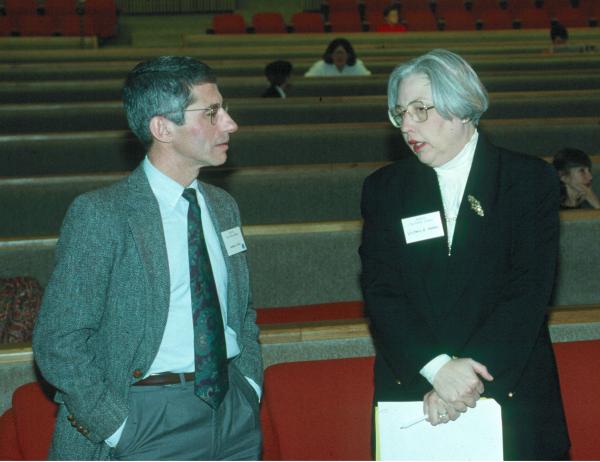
[245,376,262,402]
[105,418,127,448]
[420,354,452,385]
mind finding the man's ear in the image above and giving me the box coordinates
[149,115,173,144]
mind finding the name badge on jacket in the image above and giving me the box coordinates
[401,211,445,244]
[221,227,247,256]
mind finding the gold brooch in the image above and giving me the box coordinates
[468,195,484,217]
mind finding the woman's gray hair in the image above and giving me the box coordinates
[388,49,488,125]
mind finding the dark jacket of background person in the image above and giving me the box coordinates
[360,134,570,460]
[262,60,292,98]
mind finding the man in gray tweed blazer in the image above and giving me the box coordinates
[33,56,263,460]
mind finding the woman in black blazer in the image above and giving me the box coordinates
[360,49,570,460]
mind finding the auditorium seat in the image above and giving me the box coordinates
[290,12,324,32]
[402,10,439,30]
[439,9,477,30]
[327,10,364,32]
[261,341,600,461]
[211,13,246,34]
[2,340,600,460]
[324,0,360,18]
[401,0,434,11]
[17,15,54,36]
[0,382,56,461]
[261,357,374,461]
[0,17,12,36]
[471,0,506,13]
[552,5,589,26]
[434,0,471,13]
[363,0,396,17]
[251,12,287,34]
[44,0,91,37]
[5,0,39,35]
[84,0,118,38]
[553,339,600,460]
[364,11,386,30]
[515,7,552,28]
[54,14,95,36]
[478,8,515,28]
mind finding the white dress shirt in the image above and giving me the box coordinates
[106,158,259,447]
[420,130,478,384]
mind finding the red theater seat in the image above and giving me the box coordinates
[261,356,374,460]
[328,10,364,31]
[0,16,13,36]
[552,5,589,27]
[291,12,324,32]
[85,0,117,38]
[440,9,477,30]
[0,382,56,460]
[553,339,600,460]
[516,6,552,28]
[478,8,515,29]
[212,13,246,34]
[402,9,439,30]
[252,12,287,34]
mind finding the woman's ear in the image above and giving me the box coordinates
[558,170,570,184]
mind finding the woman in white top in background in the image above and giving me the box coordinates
[304,37,371,77]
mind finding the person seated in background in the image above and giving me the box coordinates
[304,37,371,77]
[375,5,407,33]
[262,60,293,98]
[547,23,596,53]
[553,147,600,209]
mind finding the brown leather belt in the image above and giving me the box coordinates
[133,372,195,386]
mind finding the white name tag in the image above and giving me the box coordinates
[401,211,445,244]
[221,226,247,256]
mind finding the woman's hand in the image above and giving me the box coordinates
[423,390,461,426]
[432,357,493,412]
[576,184,600,209]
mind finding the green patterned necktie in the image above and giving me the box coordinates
[182,188,228,408]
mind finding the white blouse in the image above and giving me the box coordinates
[304,59,371,77]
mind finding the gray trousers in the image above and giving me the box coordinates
[113,364,261,460]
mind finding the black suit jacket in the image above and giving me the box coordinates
[360,134,569,460]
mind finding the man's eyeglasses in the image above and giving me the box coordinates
[166,102,229,126]
[185,102,228,125]
[388,101,435,128]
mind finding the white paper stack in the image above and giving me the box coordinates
[376,399,503,461]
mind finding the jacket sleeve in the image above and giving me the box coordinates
[33,195,128,443]
[221,192,263,390]
[460,160,560,397]
[360,173,444,386]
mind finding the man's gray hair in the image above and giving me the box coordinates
[123,56,217,148]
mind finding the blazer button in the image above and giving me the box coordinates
[132,369,143,378]
[396,379,402,385]
[67,415,75,422]
[508,391,514,398]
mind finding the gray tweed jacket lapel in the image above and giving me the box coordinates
[198,181,246,330]
[126,165,171,365]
